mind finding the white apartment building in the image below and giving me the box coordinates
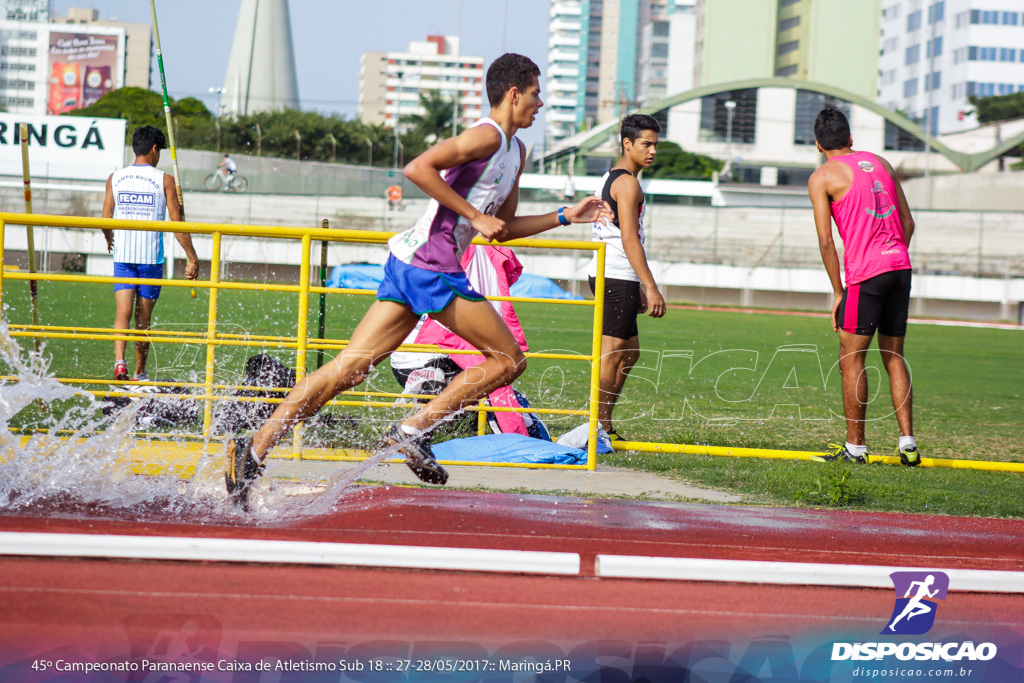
[545,0,680,145]
[879,0,1024,134]
[1,0,49,22]
[637,18,671,106]
[359,35,484,134]
[0,20,124,115]
[546,0,583,142]
[52,7,151,92]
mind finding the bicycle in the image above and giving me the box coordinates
[204,168,249,193]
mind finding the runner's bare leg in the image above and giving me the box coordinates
[250,300,420,461]
[838,330,874,445]
[877,333,913,437]
[400,297,526,434]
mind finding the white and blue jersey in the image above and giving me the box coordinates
[110,164,167,265]
[388,118,522,274]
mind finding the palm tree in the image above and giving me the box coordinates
[405,90,461,143]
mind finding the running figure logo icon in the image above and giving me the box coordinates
[882,571,949,635]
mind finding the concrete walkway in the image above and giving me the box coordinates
[270,458,742,503]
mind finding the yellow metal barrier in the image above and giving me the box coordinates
[0,212,606,471]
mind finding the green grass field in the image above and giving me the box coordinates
[2,279,1022,517]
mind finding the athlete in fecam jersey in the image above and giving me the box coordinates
[388,118,522,274]
[109,164,168,265]
[828,151,912,285]
[587,168,646,282]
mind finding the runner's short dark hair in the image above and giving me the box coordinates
[814,108,851,151]
[486,53,540,106]
[620,113,661,153]
[132,125,167,156]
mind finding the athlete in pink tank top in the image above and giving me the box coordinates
[828,151,912,285]
[808,108,920,467]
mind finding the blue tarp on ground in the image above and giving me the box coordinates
[433,433,586,465]
[327,263,384,290]
[509,273,584,300]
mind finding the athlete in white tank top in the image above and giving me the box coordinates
[102,125,199,382]
[110,163,168,265]
[389,117,522,274]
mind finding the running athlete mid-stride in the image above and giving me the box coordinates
[807,108,920,466]
[587,114,666,442]
[225,54,613,507]
[888,575,939,631]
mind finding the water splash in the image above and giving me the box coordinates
[0,322,392,523]
[0,320,188,515]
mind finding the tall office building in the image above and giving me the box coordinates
[51,7,151,90]
[546,0,583,141]
[359,36,484,133]
[637,17,671,106]
[878,1,1024,135]
[0,19,124,115]
[1,0,49,22]
[546,0,675,144]
[694,0,880,99]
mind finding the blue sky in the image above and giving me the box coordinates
[52,0,551,146]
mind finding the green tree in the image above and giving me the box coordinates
[968,92,1024,124]
[644,141,724,180]
[67,87,214,147]
[69,88,429,167]
[967,93,1024,168]
[404,91,459,143]
[67,86,167,131]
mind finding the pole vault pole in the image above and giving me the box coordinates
[149,0,196,298]
[19,123,41,353]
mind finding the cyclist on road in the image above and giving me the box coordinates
[219,154,237,183]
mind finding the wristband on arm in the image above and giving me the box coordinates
[557,206,570,226]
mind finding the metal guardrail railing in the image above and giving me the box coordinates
[0,212,607,469]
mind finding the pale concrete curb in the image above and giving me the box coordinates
[269,459,741,503]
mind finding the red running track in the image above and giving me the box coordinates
[1,487,1023,679]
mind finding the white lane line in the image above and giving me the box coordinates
[0,532,580,576]
[595,555,1024,593]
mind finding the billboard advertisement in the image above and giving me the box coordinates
[0,112,125,181]
[47,30,124,115]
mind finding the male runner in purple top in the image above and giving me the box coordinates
[226,54,613,507]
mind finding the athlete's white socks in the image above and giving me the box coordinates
[899,435,917,451]
[845,442,868,457]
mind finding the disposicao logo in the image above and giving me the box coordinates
[831,570,998,662]
[882,570,948,635]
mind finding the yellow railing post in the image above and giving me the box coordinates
[0,218,5,310]
[587,242,606,470]
[477,398,488,435]
[0,212,609,472]
[291,233,312,457]
[202,232,222,440]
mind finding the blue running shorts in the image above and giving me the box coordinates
[377,255,484,316]
[113,262,164,300]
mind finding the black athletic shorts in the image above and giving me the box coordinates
[837,268,912,337]
[589,276,641,340]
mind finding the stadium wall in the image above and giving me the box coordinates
[1,175,1022,323]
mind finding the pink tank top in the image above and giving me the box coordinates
[829,151,912,286]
